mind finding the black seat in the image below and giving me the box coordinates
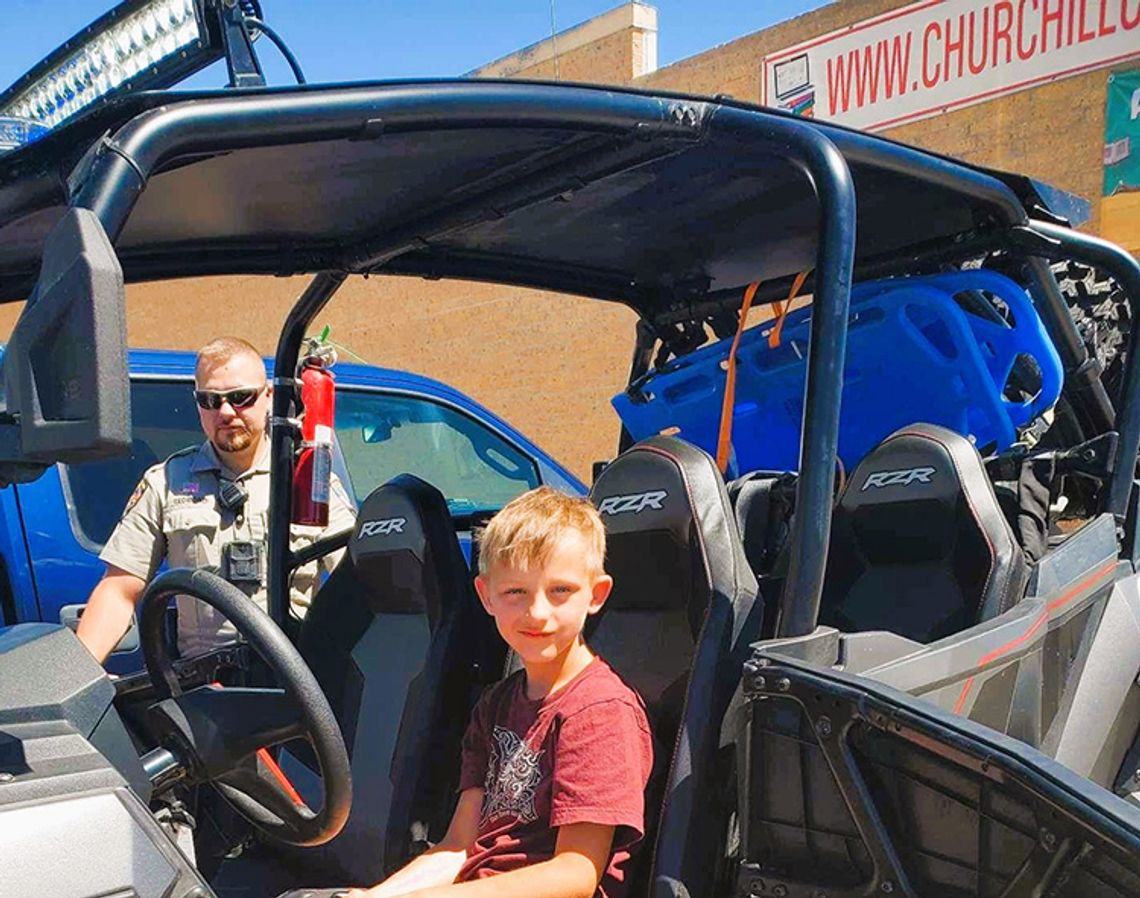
[589,435,762,898]
[820,423,1029,643]
[294,474,502,884]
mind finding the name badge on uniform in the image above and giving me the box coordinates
[170,479,205,505]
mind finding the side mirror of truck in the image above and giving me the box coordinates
[0,208,130,484]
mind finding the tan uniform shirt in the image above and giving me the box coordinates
[100,441,357,658]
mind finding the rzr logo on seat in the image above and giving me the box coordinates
[597,490,667,516]
[861,467,936,491]
[359,517,407,537]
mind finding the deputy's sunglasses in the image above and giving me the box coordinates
[193,385,266,411]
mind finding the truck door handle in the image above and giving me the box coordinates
[59,603,140,654]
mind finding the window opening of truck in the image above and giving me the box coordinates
[334,391,540,514]
[60,380,201,551]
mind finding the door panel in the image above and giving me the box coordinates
[738,653,1140,897]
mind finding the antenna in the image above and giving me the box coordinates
[549,0,561,80]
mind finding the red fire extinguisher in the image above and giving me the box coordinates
[292,356,336,527]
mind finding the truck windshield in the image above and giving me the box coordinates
[60,379,541,547]
[334,390,540,515]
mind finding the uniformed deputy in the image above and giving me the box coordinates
[77,336,356,664]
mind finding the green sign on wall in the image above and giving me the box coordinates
[1105,69,1140,196]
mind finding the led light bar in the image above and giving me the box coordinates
[0,0,207,133]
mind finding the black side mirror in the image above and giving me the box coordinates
[0,208,130,484]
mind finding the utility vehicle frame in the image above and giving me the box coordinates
[1,48,1140,898]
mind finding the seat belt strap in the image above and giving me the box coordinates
[716,281,760,474]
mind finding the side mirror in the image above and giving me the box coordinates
[0,208,130,483]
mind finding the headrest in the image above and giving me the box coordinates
[349,473,468,626]
[591,436,733,637]
[838,423,1002,563]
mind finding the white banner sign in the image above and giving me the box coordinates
[763,0,1140,131]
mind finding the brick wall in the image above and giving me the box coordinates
[640,0,895,99]
[471,2,657,82]
[476,28,636,83]
[0,271,639,482]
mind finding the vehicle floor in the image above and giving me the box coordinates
[208,843,336,897]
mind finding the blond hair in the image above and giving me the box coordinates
[477,487,606,578]
[196,336,263,381]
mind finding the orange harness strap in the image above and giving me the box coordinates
[259,747,306,806]
[768,270,810,349]
[716,280,760,474]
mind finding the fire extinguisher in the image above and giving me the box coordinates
[292,355,336,527]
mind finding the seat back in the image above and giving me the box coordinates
[296,474,499,883]
[589,436,762,898]
[821,423,1028,643]
[728,471,797,579]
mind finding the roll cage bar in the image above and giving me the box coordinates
[42,82,1140,640]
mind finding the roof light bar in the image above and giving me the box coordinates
[0,0,207,133]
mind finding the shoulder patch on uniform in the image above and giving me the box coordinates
[124,479,148,514]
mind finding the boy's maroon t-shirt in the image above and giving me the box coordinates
[457,657,654,898]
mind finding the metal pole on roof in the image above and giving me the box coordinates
[266,270,349,627]
[776,140,857,639]
[709,106,857,640]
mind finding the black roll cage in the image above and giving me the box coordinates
[60,83,1140,641]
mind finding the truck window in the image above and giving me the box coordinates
[60,380,542,550]
[335,390,540,514]
[60,380,203,549]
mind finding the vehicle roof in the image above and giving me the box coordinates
[0,79,1071,319]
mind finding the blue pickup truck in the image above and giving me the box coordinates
[0,348,582,673]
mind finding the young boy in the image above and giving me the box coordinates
[346,487,654,898]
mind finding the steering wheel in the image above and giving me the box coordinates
[138,567,351,847]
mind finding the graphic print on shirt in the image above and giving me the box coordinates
[480,725,545,826]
